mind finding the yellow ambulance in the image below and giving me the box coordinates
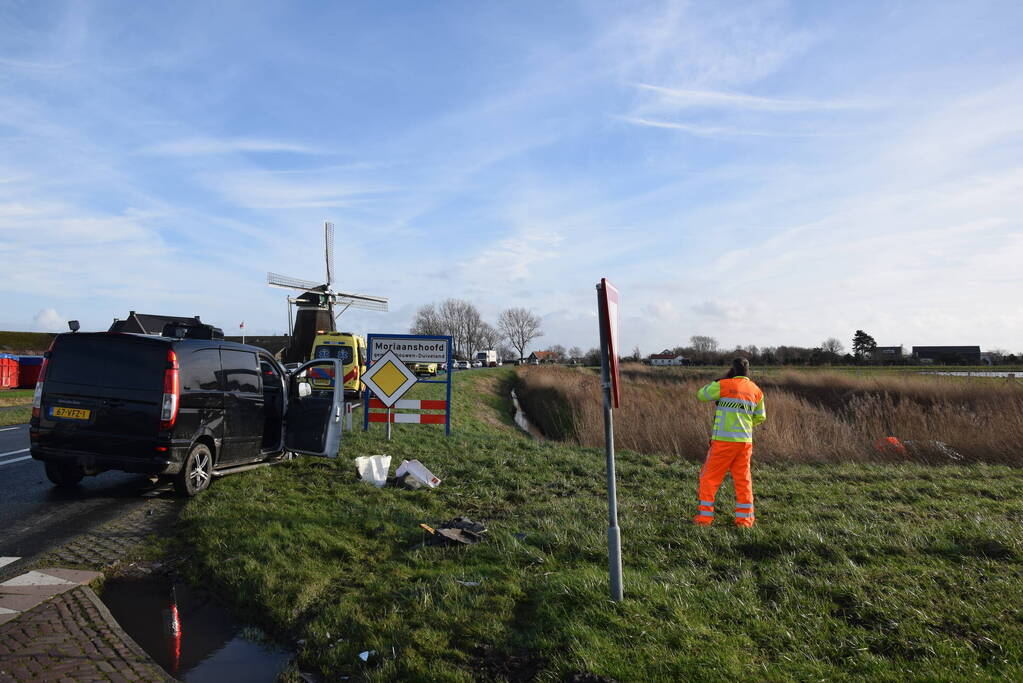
[309,331,367,397]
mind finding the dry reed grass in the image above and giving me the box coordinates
[515,364,1023,464]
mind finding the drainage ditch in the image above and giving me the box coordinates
[101,576,291,681]
[510,389,544,439]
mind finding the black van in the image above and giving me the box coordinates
[29,329,345,495]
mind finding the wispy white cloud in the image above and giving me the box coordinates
[620,116,791,138]
[2,1,1022,354]
[634,84,868,112]
[202,170,391,210]
[0,58,74,72]
[140,137,319,156]
[457,230,565,286]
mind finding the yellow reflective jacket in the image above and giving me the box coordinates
[696,376,766,443]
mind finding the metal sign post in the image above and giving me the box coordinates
[597,278,623,602]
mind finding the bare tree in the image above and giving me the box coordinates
[437,299,478,358]
[821,337,845,355]
[568,346,583,361]
[498,307,543,360]
[462,304,485,358]
[479,322,501,352]
[409,304,446,336]
[497,343,515,361]
[690,335,718,354]
[547,344,566,362]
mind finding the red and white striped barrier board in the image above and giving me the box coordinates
[368,398,447,411]
[368,412,447,424]
[367,397,448,424]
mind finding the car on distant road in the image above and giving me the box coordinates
[412,362,438,377]
[30,324,346,496]
[454,360,471,370]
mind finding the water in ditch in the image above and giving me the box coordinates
[101,576,291,681]
[510,389,544,439]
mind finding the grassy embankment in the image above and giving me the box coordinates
[179,368,1023,681]
[0,330,54,354]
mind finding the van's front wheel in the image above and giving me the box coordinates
[175,443,213,496]
[44,461,84,488]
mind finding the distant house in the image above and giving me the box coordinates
[874,345,904,359]
[912,346,981,364]
[649,352,687,366]
[109,311,207,335]
[528,351,558,364]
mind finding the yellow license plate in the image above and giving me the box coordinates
[50,406,91,420]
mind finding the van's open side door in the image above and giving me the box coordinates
[285,359,343,458]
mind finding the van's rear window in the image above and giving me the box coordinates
[314,345,354,364]
[46,337,166,390]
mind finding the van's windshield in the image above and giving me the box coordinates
[314,345,354,364]
[47,336,166,390]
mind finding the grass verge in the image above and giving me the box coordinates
[178,368,1023,681]
[0,405,31,426]
[0,388,34,406]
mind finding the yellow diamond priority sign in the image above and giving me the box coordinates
[362,349,419,407]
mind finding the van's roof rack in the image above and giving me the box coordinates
[161,321,225,340]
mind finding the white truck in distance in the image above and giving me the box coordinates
[475,349,499,367]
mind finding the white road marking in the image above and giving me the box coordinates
[1,570,74,587]
[0,557,21,570]
[0,456,31,467]
[0,448,29,458]
[0,426,26,432]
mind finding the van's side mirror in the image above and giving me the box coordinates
[297,381,312,398]
[68,320,80,332]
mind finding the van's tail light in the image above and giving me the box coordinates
[32,339,56,420]
[160,349,180,430]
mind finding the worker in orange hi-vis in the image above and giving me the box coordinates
[694,357,766,528]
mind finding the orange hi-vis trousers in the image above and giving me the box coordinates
[694,440,755,527]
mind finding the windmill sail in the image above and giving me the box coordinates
[324,221,334,288]
[267,272,325,292]
[267,221,389,363]
[331,291,389,312]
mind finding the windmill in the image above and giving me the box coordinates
[268,221,389,363]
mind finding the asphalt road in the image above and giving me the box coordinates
[0,422,165,577]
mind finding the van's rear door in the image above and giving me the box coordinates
[284,359,343,458]
[38,333,167,458]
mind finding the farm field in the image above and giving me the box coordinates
[177,367,1023,681]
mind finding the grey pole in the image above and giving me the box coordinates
[597,284,624,602]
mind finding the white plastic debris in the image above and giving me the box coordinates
[359,650,376,662]
[455,580,481,587]
[395,459,441,488]
[355,455,391,487]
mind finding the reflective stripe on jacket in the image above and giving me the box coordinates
[696,376,766,443]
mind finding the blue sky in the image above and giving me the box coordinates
[1,1,1021,354]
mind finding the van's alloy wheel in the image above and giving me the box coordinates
[175,443,213,496]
